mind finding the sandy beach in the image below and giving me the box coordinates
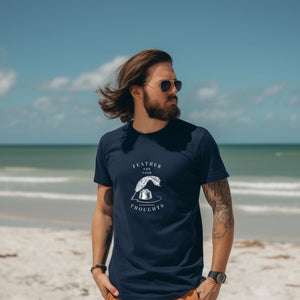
[1,226,299,300]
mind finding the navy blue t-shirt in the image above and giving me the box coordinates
[94,118,229,300]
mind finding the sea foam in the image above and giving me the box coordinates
[0,176,71,183]
[230,181,300,190]
[0,190,95,201]
[201,203,300,215]
[231,188,300,197]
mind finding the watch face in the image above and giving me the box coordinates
[217,273,226,283]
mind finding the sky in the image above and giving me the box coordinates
[0,0,299,144]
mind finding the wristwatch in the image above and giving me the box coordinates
[208,271,227,284]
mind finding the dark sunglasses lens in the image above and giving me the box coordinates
[161,81,171,92]
[174,81,182,91]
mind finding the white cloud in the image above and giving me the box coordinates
[0,69,17,97]
[37,56,128,91]
[290,114,297,122]
[236,116,251,123]
[188,108,245,123]
[214,93,236,108]
[94,115,106,124]
[74,105,89,115]
[32,96,56,113]
[32,95,71,113]
[196,82,219,101]
[38,77,70,90]
[288,96,300,105]
[264,112,273,120]
[59,95,71,103]
[255,82,286,104]
[52,113,65,128]
[8,119,20,127]
[54,113,65,122]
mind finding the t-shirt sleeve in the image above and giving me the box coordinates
[94,136,113,187]
[197,129,229,185]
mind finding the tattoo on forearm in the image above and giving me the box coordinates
[104,188,114,206]
[202,179,234,239]
[102,224,113,264]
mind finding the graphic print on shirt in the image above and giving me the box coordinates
[130,161,164,213]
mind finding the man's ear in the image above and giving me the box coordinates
[129,85,142,99]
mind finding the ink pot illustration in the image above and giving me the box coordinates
[131,176,162,204]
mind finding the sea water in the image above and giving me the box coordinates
[0,144,299,243]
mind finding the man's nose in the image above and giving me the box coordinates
[169,82,178,94]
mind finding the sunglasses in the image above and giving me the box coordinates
[144,80,182,92]
[160,80,182,92]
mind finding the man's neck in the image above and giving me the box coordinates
[132,117,169,134]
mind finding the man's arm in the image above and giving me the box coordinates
[91,184,119,298]
[202,178,234,272]
[196,178,234,299]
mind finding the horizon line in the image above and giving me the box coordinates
[0,143,300,147]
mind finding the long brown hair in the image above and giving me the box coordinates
[96,49,173,123]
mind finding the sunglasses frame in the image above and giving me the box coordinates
[143,79,182,93]
[160,80,182,92]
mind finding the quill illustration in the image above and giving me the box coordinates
[131,176,162,203]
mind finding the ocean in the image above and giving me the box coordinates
[0,144,299,243]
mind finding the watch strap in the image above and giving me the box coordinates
[208,271,227,284]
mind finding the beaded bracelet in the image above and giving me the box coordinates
[90,264,107,274]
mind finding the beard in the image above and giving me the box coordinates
[143,91,181,121]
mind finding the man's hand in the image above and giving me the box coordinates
[196,278,221,300]
[92,270,119,299]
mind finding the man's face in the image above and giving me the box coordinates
[142,62,181,121]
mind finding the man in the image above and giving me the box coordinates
[91,49,234,300]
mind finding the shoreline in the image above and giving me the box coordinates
[1,219,300,245]
[1,219,300,244]
[1,226,299,300]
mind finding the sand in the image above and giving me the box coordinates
[0,226,299,300]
